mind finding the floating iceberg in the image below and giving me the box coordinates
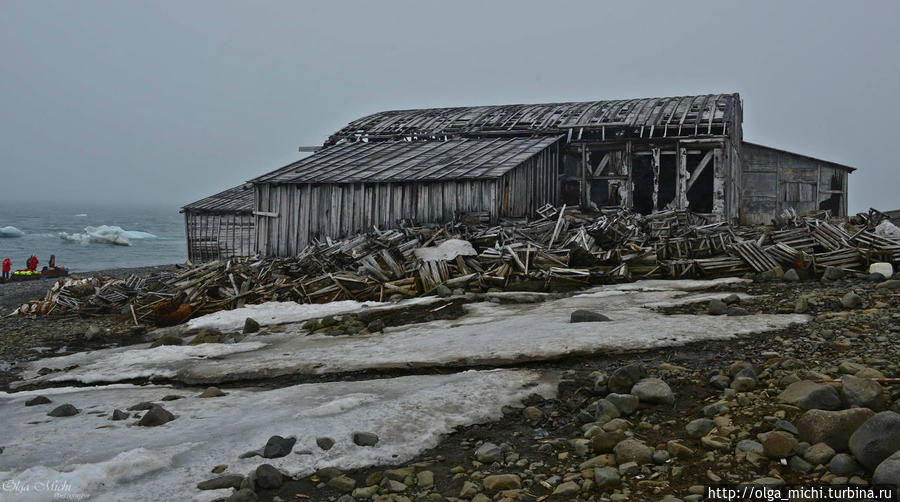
[59,225,158,246]
[0,226,25,238]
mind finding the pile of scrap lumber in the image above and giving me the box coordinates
[13,206,899,324]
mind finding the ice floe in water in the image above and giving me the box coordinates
[58,225,158,246]
[15,278,808,387]
[0,226,25,238]
[0,370,554,502]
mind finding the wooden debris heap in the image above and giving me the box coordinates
[13,206,899,324]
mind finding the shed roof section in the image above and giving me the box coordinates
[183,184,254,213]
[253,136,562,184]
[326,94,738,144]
[742,142,856,172]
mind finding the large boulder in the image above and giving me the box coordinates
[841,375,885,410]
[262,436,296,458]
[137,405,174,426]
[849,411,900,470]
[872,451,900,489]
[778,380,842,410]
[796,408,875,451]
[631,378,674,405]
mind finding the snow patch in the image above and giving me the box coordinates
[186,296,440,332]
[0,226,25,238]
[16,279,808,387]
[0,370,553,502]
[58,225,158,246]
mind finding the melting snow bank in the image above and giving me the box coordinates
[58,225,158,246]
[0,370,555,502]
[15,278,808,387]
[186,296,442,332]
[0,225,25,238]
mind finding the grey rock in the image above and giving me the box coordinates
[255,464,283,489]
[197,474,244,490]
[482,474,521,491]
[804,442,836,465]
[110,409,129,421]
[614,438,653,464]
[605,393,639,415]
[708,374,731,390]
[552,481,580,496]
[726,306,750,316]
[608,364,647,394]
[868,272,886,283]
[723,294,741,305]
[783,269,800,282]
[841,375,885,410]
[778,380,842,410]
[797,408,875,451]
[366,319,385,332]
[775,419,799,435]
[829,453,864,476]
[352,431,379,447]
[652,449,670,464]
[243,317,261,334]
[590,430,625,453]
[823,267,844,281]
[594,467,620,489]
[128,401,156,411]
[872,451,900,489]
[708,299,727,315]
[591,398,621,422]
[25,396,51,406]
[735,439,764,456]
[435,284,452,298]
[316,437,335,451]
[570,309,611,323]
[475,442,502,463]
[327,474,356,493]
[631,378,674,405]
[225,488,258,502]
[875,279,900,290]
[841,292,861,309]
[138,405,174,426]
[686,418,716,439]
[198,386,228,398]
[47,404,79,417]
[848,411,900,470]
[789,455,814,474]
[262,436,296,458]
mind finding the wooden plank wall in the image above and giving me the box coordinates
[185,211,256,262]
[740,143,851,224]
[254,141,562,257]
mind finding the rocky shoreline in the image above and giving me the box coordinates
[1,268,898,501]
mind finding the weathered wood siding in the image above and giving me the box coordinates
[741,142,851,224]
[185,211,256,262]
[254,141,561,257]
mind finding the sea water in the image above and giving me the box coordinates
[0,201,186,273]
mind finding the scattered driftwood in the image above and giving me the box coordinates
[14,206,899,324]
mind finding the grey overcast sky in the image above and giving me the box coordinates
[1,0,897,212]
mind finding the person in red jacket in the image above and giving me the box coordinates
[1,258,10,280]
[26,254,38,271]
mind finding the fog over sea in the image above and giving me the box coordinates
[0,201,186,273]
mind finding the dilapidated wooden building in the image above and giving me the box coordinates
[184,92,855,259]
[182,184,255,262]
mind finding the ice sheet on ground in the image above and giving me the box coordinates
[16,279,807,387]
[0,226,25,238]
[0,370,555,502]
[58,225,158,246]
[186,296,441,332]
[413,239,477,261]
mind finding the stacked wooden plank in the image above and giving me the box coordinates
[14,206,899,324]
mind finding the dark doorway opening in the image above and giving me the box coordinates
[658,154,677,210]
[818,172,843,214]
[687,152,714,213]
[632,155,653,214]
